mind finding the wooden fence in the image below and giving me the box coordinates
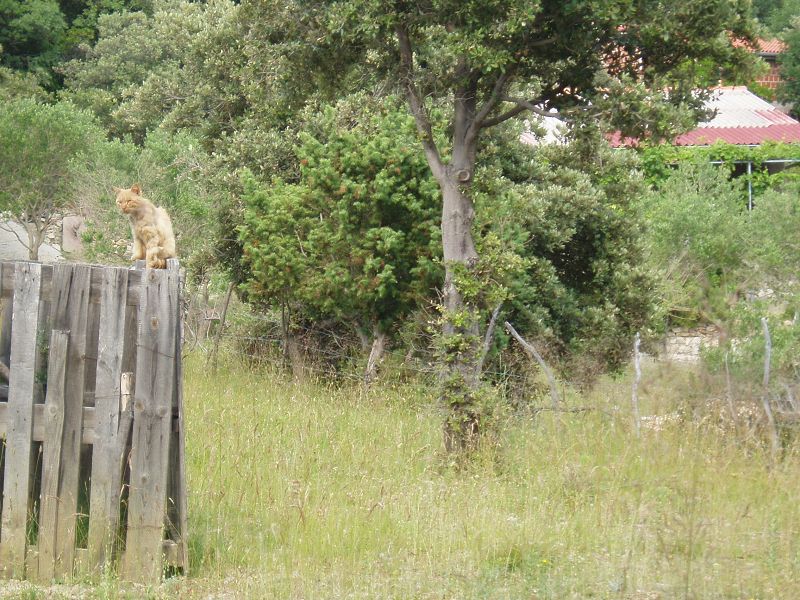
[0,259,187,584]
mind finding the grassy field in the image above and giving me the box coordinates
[5,354,800,599]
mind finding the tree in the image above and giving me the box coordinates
[0,0,67,86]
[477,134,653,385]
[239,95,442,382]
[641,161,750,332]
[253,0,756,450]
[0,98,106,259]
[779,18,800,114]
[61,0,243,143]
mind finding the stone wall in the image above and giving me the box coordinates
[663,325,721,363]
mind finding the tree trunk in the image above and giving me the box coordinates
[281,301,305,380]
[364,327,387,386]
[25,222,43,261]
[438,170,482,453]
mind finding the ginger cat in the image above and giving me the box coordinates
[114,184,177,269]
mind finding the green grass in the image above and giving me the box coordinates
[174,355,800,599]
[8,355,800,599]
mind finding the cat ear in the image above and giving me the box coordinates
[112,186,121,194]
[131,184,142,195]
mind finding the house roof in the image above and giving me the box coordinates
[732,37,786,55]
[757,38,786,55]
[611,86,800,147]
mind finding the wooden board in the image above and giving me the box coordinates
[36,331,69,583]
[86,267,129,571]
[123,267,178,583]
[49,264,92,579]
[166,259,189,572]
[0,262,143,306]
[0,262,42,579]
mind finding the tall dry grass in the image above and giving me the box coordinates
[172,354,800,599]
[6,353,799,599]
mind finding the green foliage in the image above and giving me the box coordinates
[640,141,800,193]
[475,134,653,377]
[0,64,50,101]
[240,95,442,337]
[641,161,749,328]
[756,0,800,33]
[748,184,800,278]
[706,299,800,384]
[60,1,226,140]
[73,128,217,267]
[0,98,107,257]
[779,20,800,114]
[303,0,758,138]
[0,0,67,87]
[62,0,153,49]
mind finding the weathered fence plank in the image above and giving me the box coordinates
[86,267,129,571]
[37,331,70,583]
[0,261,187,583]
[49,264,92,578]
[166,259,188,572]
[0,265,144,306]
[124,267,178,583]
[0,262,43,579]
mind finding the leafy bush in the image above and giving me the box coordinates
[641,161,750,328]
[239,94,442,361]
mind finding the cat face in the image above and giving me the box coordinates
[113,184,143,214]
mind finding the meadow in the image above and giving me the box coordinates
[5,353,800,599]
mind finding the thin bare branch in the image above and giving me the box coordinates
[0,220,32,251]
[502,96,565,120]
[476,303,502,375]
[504,321,560,411]
[395,21,445,180]
[479,95,565,130]
[761,317,780,459]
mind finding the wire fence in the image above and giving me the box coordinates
[180,288,800,436]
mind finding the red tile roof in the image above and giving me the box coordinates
[757,38,786,54]
[610,87,800,147]
[732,37,786,54]
[674,125,800,145]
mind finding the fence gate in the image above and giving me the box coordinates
[0,259,188,584]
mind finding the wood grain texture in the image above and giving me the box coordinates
[49,264,92,579]
[0,262,143,306]
[123,267,178,583]
[36,331,69,583]
[166,259,189,572]
[86,267,129,572]
[0,262,42,579]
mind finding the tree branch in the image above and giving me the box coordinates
[466,68,516,144]
[505,321,560,411]
[480,95,566,129]
[0,220,32,253]
[476,302,502,375]
[395,21,445,180]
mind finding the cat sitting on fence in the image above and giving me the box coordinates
[114,184,177,269]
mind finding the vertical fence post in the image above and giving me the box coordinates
[166,259,189,572]
[631,333,642,438]
[37,331,70,582]
[86,267,129,572]
[49,264,92,579]
[123,267,178,583]
[0,262,42,579]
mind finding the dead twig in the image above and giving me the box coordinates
[631,332,642,438]
[761,318,780,459]
[504,321,560,411]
